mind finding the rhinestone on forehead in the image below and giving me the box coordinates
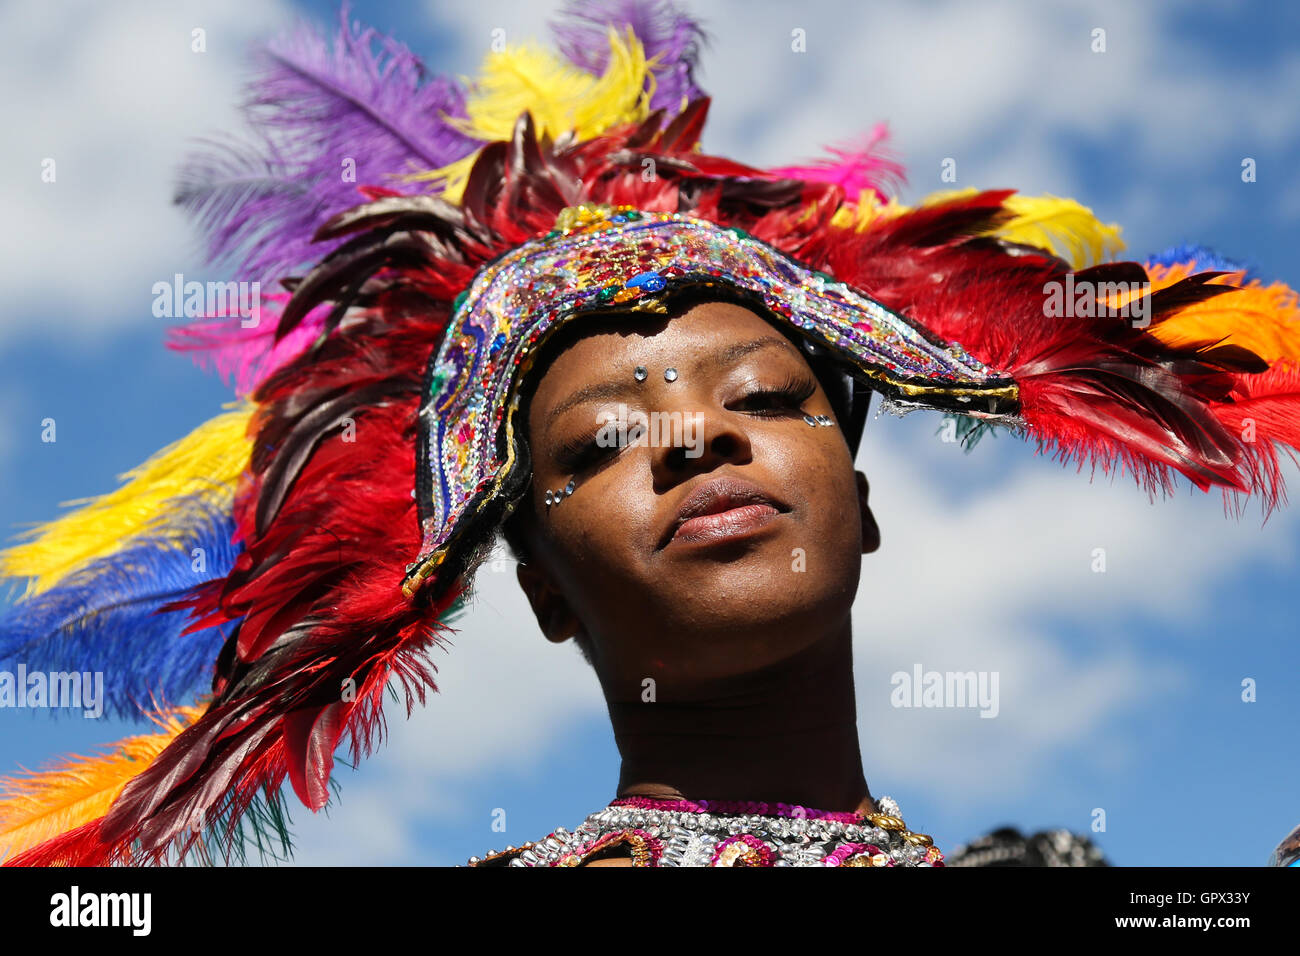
[403,204,1019,596]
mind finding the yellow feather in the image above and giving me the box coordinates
[406,25,653,203]
[998,194,1125,268]
[916,188,1125,268]
[0,402,253,596]
[0,704,204,861]
[831,190,910,232]
[916,186,977,207]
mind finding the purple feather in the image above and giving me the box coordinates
[171,1,482,392]
[550,0,709,114]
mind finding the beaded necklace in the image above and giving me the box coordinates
[468,794,945,867]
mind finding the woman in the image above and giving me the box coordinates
[1,2,1296,868]
[486,294,911,866]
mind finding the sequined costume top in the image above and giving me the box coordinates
[468,794,944,867]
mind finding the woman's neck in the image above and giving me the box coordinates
[602,622,876,815]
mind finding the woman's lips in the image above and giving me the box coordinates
[669,501,782,545]
[659,475,791,549]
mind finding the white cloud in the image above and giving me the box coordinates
[684,0,1299,210]
[0,0,294,346]
[284,545,605,865]
[4,0,1293,351]
[848,415,1299,809]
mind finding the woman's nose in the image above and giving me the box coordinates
[648,399,753,482]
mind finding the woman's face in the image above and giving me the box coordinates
[513,299,879,700]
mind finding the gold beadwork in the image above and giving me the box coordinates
[553,203,633,234]
[893,380,1019,403]
[569,830,657,867]
[868,813,907,831]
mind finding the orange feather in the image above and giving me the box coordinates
[0,703,205,862]
[1145,261,1300,363]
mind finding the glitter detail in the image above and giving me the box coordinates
[711,834,777,867]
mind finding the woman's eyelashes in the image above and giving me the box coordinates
[555,432,613,472]
[731,372,818,417]
[551,373,820,471]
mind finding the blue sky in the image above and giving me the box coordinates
[1,0,1297,867]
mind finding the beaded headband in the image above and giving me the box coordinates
[404,203,1021,596]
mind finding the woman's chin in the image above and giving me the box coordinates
[663,552,860,613]
[649,591,855,651]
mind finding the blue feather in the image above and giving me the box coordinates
[0,495,241,720]
[1146,243,1258,282]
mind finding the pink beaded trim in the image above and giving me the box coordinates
[556,827,665,867]
[823,842,891,867]
[609,795,863,823]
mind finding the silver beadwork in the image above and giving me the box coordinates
[465,794,937,867]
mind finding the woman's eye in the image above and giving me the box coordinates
[735,376,818,416]
[556,434,620,472]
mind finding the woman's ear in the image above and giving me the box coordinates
[515,560,586,645]
[855,470,881,554]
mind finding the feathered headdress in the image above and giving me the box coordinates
[3,0,1299,866]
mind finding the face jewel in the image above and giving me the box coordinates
[664,368,678,382]
[565,479,576,495]
[634,365,648,382]
[803,414,818,426]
